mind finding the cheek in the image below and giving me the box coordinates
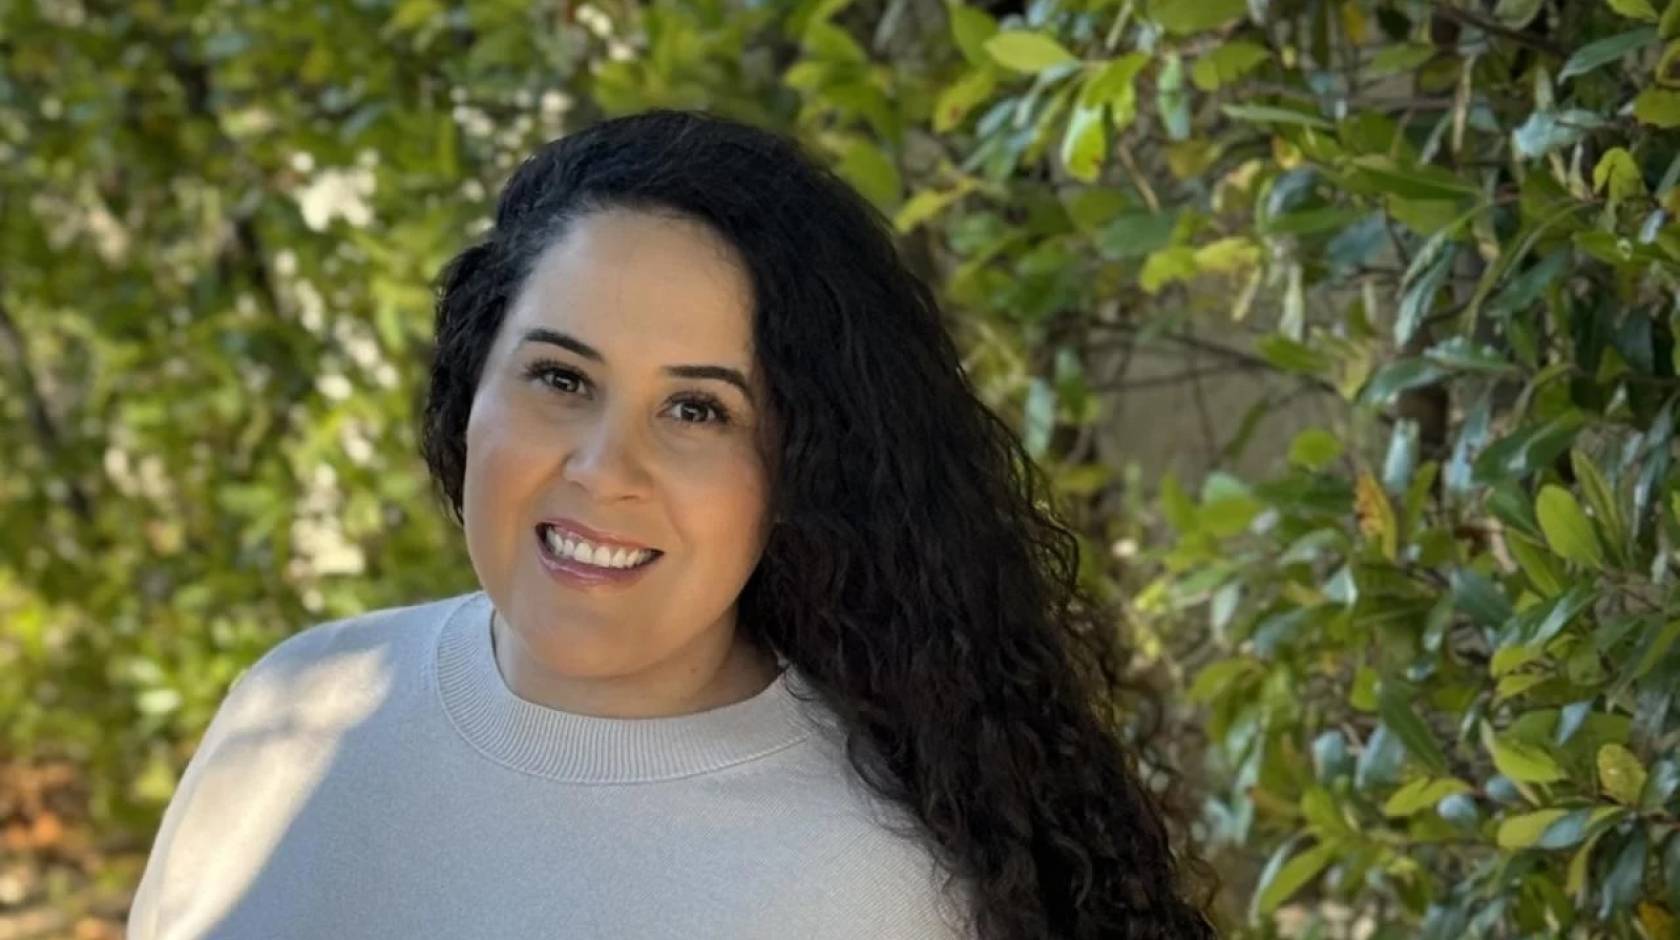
[464,393,553,520]
[670,444,772,555]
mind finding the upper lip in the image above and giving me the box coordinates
[536,517,659,553]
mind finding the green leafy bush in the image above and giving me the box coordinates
[1055,2,1680,936]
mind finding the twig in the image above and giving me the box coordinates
[1094,364,1270,390]
[1182,321,1221,473]
[1113,140,1160,214]
[0,256,92,522]
[1429,2,1568,59]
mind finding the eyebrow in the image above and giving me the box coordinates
[518,327,754,401]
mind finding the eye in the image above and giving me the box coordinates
[523,359,586,395]
[670,395,732,427]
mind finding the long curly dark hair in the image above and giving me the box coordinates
[420,108,1217,939]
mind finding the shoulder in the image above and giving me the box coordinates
[239,591,470,684]
[207,590,478,736]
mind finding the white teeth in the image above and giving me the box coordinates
[541,526,653,569]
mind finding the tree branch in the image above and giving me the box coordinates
[1429,2,1568,59]
[0,293,93,521]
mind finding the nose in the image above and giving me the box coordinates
[561,406,647,500]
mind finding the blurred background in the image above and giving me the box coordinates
[4,0,1679,936]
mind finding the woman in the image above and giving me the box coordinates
[127,109,1215,939]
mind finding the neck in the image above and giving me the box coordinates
[489,609,781,719]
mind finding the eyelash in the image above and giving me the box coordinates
[521,359,735,427]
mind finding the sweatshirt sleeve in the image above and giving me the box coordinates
[124,660,261,939]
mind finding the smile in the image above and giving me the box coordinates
[540,523,665,570]
[534,524,662,586]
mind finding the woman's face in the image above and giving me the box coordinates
[461,207,777,717]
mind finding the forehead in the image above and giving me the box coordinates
[502,208,756,363]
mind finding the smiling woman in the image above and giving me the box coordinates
[460,207,785,720]
[124,109,1216,940]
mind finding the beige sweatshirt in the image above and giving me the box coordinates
[126,589,974,939]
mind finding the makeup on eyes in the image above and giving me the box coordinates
[520,357,740,428]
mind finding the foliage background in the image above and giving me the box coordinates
[3,0,1680,936]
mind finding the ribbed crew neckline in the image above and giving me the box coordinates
[433,590,815,784]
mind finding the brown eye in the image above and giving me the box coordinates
[671,396,732,426]
[523,360,586,395]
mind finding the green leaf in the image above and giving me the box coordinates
[933,67,998,133]
[1383,777,1472,817]
[1356,723,1406,790]
[1359,358,1449,406]
[1395,246,1455,346]
[1513,109,1610,160]
[836,138,902,212]
[1380,680,1450,774]
[1536,484,1606,569]
[1642,757,1680,810]
[1190,40,1270,91]
[1473,413,1588,484]
[1078,53,1150,127]
[1221,103,1333,129]
[1199,488,1264,536]
[1520,581,1597,646]
[1288,428,1343,470]
[1631,619,1680,681]
[1155,53,1190,141]
[1497,808,1570,849]
[1300,786,1354,838]
[1533,806,1617,849]
[1188,657,1257,703]
[1350,156,1479,199]
[1437,792,1481,828]
[948,2,1000,66]
[1507,531,1566,596]
[1355,470,1400,560]
[1095,210,1177,259]
[1451,567,1514,627]
[1369,43,1436,76]
[1569,823,1614,896]
[893,184,969,233]
[389,0,444,31]
[984,30,1077,73]
[1060,99,1107,182]
[1497,672,1548,701]
[1593,147,1646,205]
[803,20,868,63]
[1483,721,1570,783]
[1254,839,1336,916]
[1608,0,1660,21]
[1138,247,1199,293]
[1497,0,1546,27]
[1193,237,1261,274]
[1022,376,1056,458]
[1571,450,1626,554]
[1634,88,1680,127]
[1602,826,1648,916]
[1424,336,1519,374]
[1261,206,1366,236]
[1492,644,1545,678]
[1598,743,1648,805]
[136,687,183,715]
[1559,27,1659,80]
[1150,0,1248,35]
[1159,472,1196,531]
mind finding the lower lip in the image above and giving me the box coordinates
[535,531,661,587]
